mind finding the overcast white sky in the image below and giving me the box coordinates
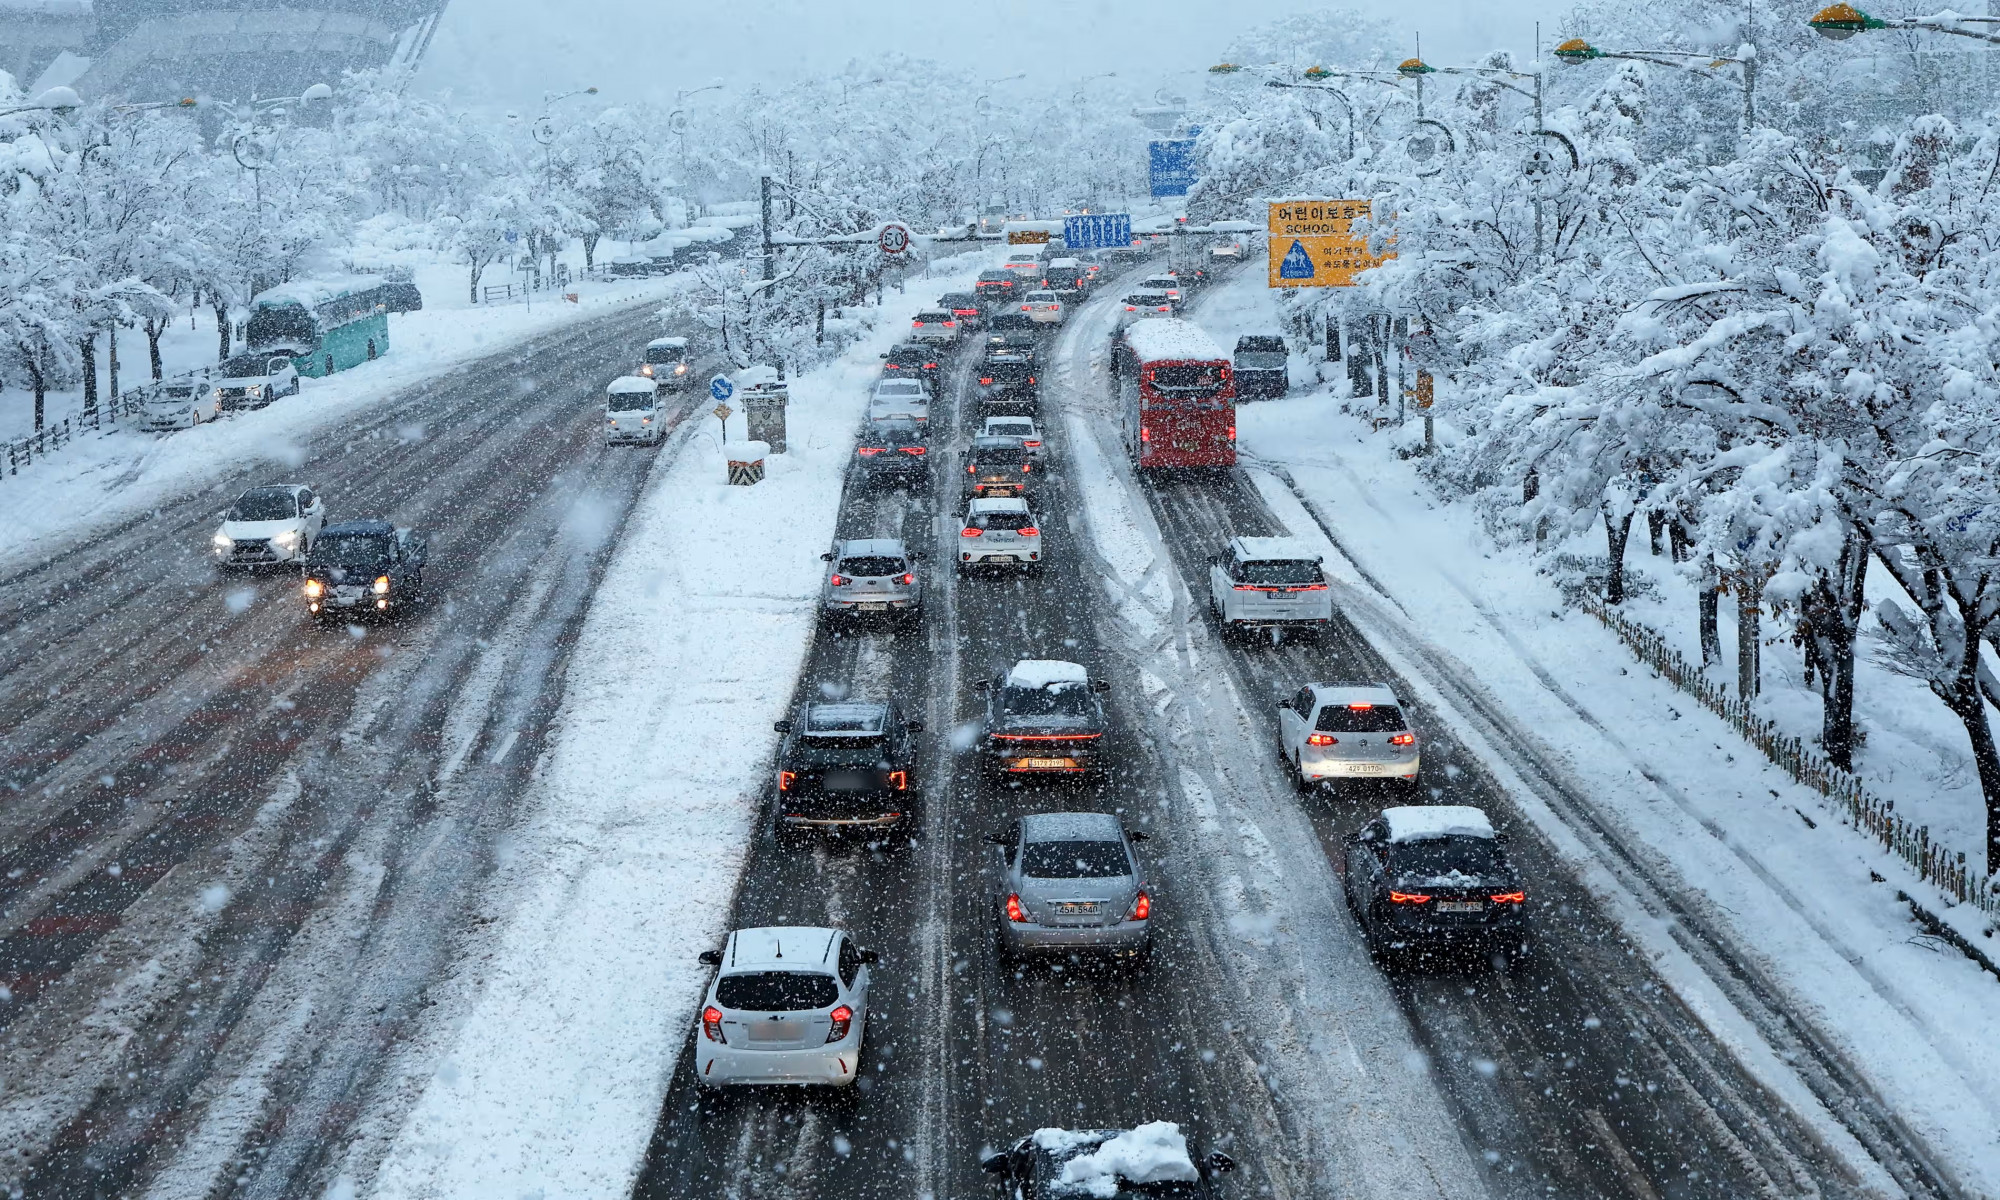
[416,0,1547,112]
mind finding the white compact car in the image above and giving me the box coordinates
[694,926,874,1090]
[908,309,961,345]
[139,375,219,431]
[958,496,1042,573]
[212,483,326,567]
[1275,681,1420,790]
[606,375,666,444]
[980,415,1047,463]
[1020,290,1065,325]
[1209,536,1332,638]
[869,378,932,424]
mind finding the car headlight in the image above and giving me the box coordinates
[272,529,300,549]
[212,532,233,550]
[246,384,263,398]
[373,575,391,595]
[303,579,324,598]
[674,363,688,375]
[640,365,654,376]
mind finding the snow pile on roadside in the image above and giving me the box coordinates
[367,253,993,1200]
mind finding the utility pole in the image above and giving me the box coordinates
[760,174,775,289]
[1533,22,1545,262]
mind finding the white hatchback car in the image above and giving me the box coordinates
[1020,290,1065,325]
[212,484,326,567]
[980,415,1047,464]
[1209,536,1332,638]
[140,375,219,431]
[908,309,961,345]
[694,926,874,1090]
[959,496,1042,573]
[1275,682,1419,790]
[869,378,932,424]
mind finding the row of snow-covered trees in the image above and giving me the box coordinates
[1186,8,2000,878]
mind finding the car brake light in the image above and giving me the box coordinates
[826,1004,853,1042]
[926,362,938,369]
[1028,377,1036,384]
[1390,733,1416,746]
[1228,425,1237,439]
[967,465,976,474]
[1490,891,1526,904]
[884,362,899,369]
[857,447,884,456]
[1125,305,1136,311]
[1140,428,1150,442]
[903,446,926,456]
[1389,891,1432,904]
[1295,583,1328,591]
[1005,893,1027,923]
[1018,526,1038,537]
[778,771,795,791]
[961,527,981,538]
[1306,733,1338,746]
[1131,890,1151,921]
[1021,304,1031,310]
[1021,464,1031,473]
[898,573,914,585]
[830,574,847,586]
[1233,584,1259,591]
[980,377,993,385]
[889,770,907,790]
[944,321,956,327]
[702,1005,726,1042]
[1348,702,1374,710]
[1023,439,1040,447]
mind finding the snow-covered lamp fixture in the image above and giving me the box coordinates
[1808,2,1884,39]
[1552,38,1604,63]
[1208,63,1243,74]
[33,86,82,113]
[1303,65,1333,80]
[1397,58,1435,77]
[300,83,333,103]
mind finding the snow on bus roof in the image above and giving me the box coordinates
[1121,317,1224,364]
[251,274,389,310]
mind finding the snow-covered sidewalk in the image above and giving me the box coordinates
[361,252,992,1199]
[1191,266,2000,1193]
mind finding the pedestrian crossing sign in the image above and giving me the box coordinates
[1279,240,1315,279]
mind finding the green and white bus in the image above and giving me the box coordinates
[245,275,421,378]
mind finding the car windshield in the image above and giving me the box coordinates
[988,422,1032,437]
[645,345,684,364]
[1238,336,1286,353]
[244,304,315,353]
[1021,839,1128,879]
[1027,292,1058,302]
[229,490,297,521]
[968,509,1032,532]
[1391,836,1502,877]
[839,556,905,577]
[887,349,930,365]
[607,390,653,412]
[864,421,925,446]
[1316,704,1406,733]
[220,354,268,378]
[983,362,1033,384]
[1240,560,1320,585]
[310,533,393,567]
[1001,683,1093,718]
[714,971,839,1012]
[1147,364,1226,399]
[154,384,198,401]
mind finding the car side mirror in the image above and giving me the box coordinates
[983,831,1011,845]
[858,949,879,964]
[878,352,889,359]
[773,719,792,733]
[971,679,992,691]
[1127,830,1151,843]
[1276,700,1291,711]
[1090,679,1110,693]
[697,949,722,965]
[981,1152,1012,1177]
[819,551,834,561]
[905,720,925,733]
[1205,1152,1238,1176]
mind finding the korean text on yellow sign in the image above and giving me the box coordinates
[1266,199,1393,288]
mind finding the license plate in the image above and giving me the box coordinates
[1016,757,1077,770]
[983,555,1017,564]
[860,602,888,611]
[1437,901,1483,913]
[1266,592,1298,602]
[335,587,363,600]
[1054,901,1100,915]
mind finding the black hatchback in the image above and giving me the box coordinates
[773,699,923,844]
[879,341,943,387]
[1343,805,1528,962]
[855,418,930,488]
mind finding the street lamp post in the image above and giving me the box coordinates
[1551,38,1756,135]
[1399,56,1553,259]
[1808,2,2000,43]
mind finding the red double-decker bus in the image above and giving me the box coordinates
[1113,318,1236,471]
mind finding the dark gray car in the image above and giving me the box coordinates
[1343,805,1528,963]
[989,811,1151,962]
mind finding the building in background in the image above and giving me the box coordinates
[2,0,448,102]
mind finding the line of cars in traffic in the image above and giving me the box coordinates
[207,483,430,622]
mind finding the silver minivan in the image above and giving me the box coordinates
[606,375,664,444]
[819,537,922,627]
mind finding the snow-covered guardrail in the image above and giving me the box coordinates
[2,389,147,481]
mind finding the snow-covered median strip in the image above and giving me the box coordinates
[368,257,989,1199]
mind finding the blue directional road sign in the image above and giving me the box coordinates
[1062,213,1132,250]
[709,374,735,402]
[1148,139,1198,198]
[1278,240,1316,280]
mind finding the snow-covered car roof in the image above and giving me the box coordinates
[1122,317,1226,364]
[803,702,888,735]
[1047,257,1081,267]
[722,926,839,969]
[1019,812,1122,843]
[1231,536,1320,563]
[1033,1122,1200,1192]
[647,336,688,349]
[872,379,928,395]
[607,376,656,395]
[1383,805,1495,843]
[968,496,1029,515]
[1310,682,1400,709]
[1007,659,1088,689]
[833,537,908,559]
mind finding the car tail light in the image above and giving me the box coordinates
[1490,891,1526,904]
[961,527,981,538]
[1347,702,1374,710]
[1021,464,1031,473]
[912,321,923,328]
[980,377,993,385]
[1005,893,1027,923]
[826,1004,853,1042]
[1018,527,1038,537]
[1294,583,1329,591]
[1023,439,1041,448]
[779,771,795,791]
[889,770,907,790]
[830,574,847,586]
[1390,733,1416,746]
[1389,891,1432,904]
[1227,425,1237,440]
[1306,733,1338,746]
[1140,428,1150,442]
[899,573,915,585]
[1130,890,1151,921]
[925,362,938,369]
[702,1006,726,1042]
[1125,305,1136,311]
[857,447,884,456]
[1233,584,1259,591]
[903,447,926,456]
[1028,377,1036,384]
[884,362,900,369]
[967,464,977,474]
[944,321,957,327]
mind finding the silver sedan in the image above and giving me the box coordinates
[988,812,1152,963]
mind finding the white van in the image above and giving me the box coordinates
[607,375,665,444]
[641,336,691,390]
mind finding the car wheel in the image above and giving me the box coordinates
[1128,941,1154,971]
[1292,755,1311,794]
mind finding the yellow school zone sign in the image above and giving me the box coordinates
[1267,199,1393,288]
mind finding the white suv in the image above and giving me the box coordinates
[980,415,1047,463]
[958,496,1042,574]
[1209,537,1332,638]
[694,926,874,1090]
[1275,682,1419,791]
[212,483,326,567]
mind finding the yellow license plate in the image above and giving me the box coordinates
[1016,757,1078,770]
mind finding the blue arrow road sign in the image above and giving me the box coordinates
[1148,139,1197,198]
[1279,240,1316,280]
[709,374,735,402]
[1062,214,1132,250]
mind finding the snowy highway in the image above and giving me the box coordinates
[0,306,703,1196]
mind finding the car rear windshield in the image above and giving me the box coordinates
[1238,336,1286,353]
[839,556,906,577]
[887,348,930,364]
[916,312,951,323]
[977,271,1015,283]
[1316,703,1406,733]
[645,345,685,364]
[876,381,925,396]
[230,491,297,520]
[607,391,653,412]
[983,362,1033,383]
[1021,839,1128,879]
[973,448,1029,468]
[309,533,392,567]
[987,422,1032,437]
[1240,560,1320,585]
[967,510,1033,532]
[714,971,839,1012]
[1000,684,1093,718]
[939,293,978,307]
[1046,268,1082,282]
[863,423,925,447]
[1391,836,1501,876]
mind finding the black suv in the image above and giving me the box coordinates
[975,660,1109,780]
[975,270,1020,305]
[976,356,1038,414]
[984,330,1039,365]
[302,520,427,620]
[879,341,943,387]
[1343,805,1528,963]
[854,417,930,488]
[773,699,923,844]
[982,1127,1237,1196]
[938,291,984,330]
[963,436,1037,501]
